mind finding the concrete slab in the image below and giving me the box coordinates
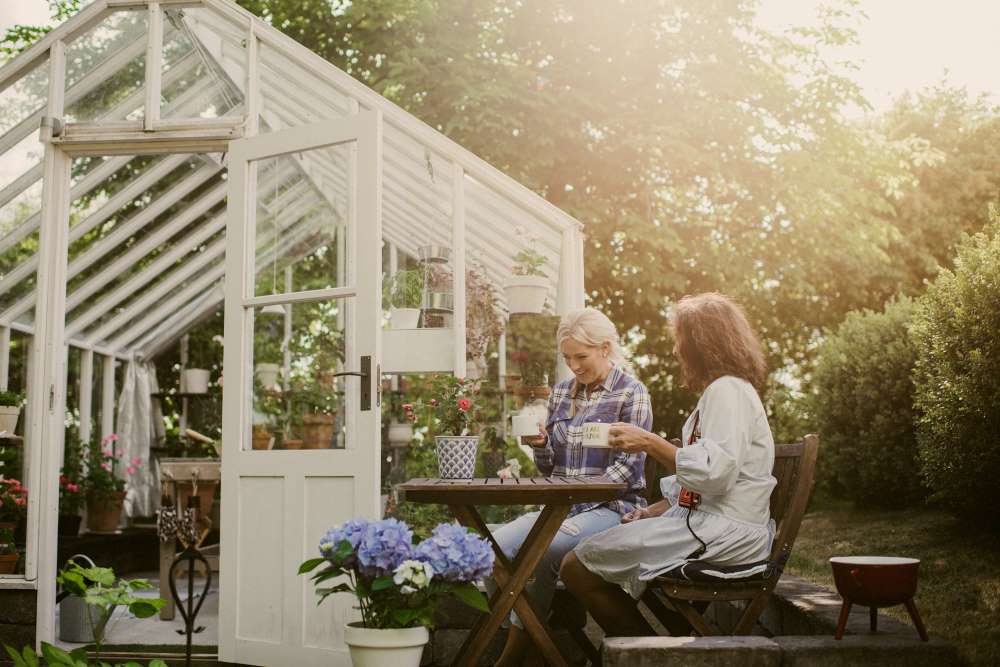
[604,636,782,667]
[774,634,959,667]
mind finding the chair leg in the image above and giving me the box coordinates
[870,606,878,632]
[904,598,929,642]
[642,591,710,637]
[670,598,721,636]
[567,625,601,666]
[834,599,852,640]
[733,591,773,635]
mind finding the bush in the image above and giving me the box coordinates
[809,296,924,507]
[911,222,1000,522]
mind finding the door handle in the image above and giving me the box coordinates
[329,356,371,411]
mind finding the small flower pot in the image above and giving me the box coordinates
[504,275,548,314]
[251,426,272,450]
[515,384,551,401]
[390,307,421,330]
[300,414,336,449]
[0,553,18,574]
[0,405,19,434]
[281,438,303,450]
[255,363,281,389]
[58,514,83,537]
[181,368,210,394]
[344,622,429,667]
[387,422,414,446]
[86,492,126,534]
[436,435,480,479]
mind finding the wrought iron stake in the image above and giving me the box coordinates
[168,544,211,667]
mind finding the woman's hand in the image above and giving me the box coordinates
[608,422,650,454]
[521,427,547,448]
[621,507,651,523]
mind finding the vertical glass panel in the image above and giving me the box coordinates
[248,302,348,451]
[64,10,147,123]
[258,42,351,133]
[0,330,30,576]
[0,55,48,137]
[253,143,352,296]
[160,8,244,120]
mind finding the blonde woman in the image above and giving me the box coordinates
[490,307,652,666]
[561,293,777,637]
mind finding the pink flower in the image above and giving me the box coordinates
[126,466,136,475]
[67,484,79,493]
[14,497,25,506]
[429,399,438,407]
[402,403,413,412]
[131,457,142,466]
[457,398,471,412]
[101,462,112,471]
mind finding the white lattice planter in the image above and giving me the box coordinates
[435,435,480,479]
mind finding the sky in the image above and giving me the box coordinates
[1,0,999,112]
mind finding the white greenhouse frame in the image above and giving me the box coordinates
[0,0,586,658]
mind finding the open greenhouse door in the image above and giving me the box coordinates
[219,111,383,667]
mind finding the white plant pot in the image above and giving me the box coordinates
[436,435,480,479]
[255,363,281,389]
[344,623,429,667]
[390,307,421,330]
[181,368,210,394]
[387,421,414,446]
[504,275,549,314]
[0,405,19,435]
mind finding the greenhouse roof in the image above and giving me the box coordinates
[0,0,585,361]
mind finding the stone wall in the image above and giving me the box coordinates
[0,589,36,661]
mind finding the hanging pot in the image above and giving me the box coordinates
[390,307,421,330]
[344,622,429,667]
[504,275,548,314]
[0,405,19,434]
[435,435,480,479]
[387,422,414,446]
[181,368,210,394]
[255,363,281,389]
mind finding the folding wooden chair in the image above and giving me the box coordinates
[641,434,819,636]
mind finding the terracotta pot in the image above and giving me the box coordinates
[251,427,272,450]
[282,439,303,450]
[86,492,126,533]
[300,414,335,449]
[0,553,18,574]
[515,385,550,401]
[58,515,82,537]
[830,556,920,607]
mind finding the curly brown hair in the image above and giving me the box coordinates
[670,293,767,393]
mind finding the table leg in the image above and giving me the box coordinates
[449,503,570,667]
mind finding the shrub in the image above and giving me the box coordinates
[911,221,1000,522]
[809,296,924,507]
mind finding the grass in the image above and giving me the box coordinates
[786,500,1000,666]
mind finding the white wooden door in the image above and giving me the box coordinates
[219,112,382,667]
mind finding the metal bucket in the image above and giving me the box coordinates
[58,554,108,644]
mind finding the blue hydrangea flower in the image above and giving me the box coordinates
[318,518,370,564]
[414,523,494,582]
[356,518,414,577]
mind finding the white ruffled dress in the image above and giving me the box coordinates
[575,375,777,599]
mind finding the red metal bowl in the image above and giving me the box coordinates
[829,556,920,607]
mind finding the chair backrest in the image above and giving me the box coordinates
[766,435,819,572]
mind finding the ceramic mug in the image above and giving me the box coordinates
[512,413,544,437]
[581,422,611,448]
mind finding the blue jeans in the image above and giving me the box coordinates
[487,507,621,628]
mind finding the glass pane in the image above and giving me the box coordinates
[64,10,147,123]
[253,142,353,296]
[160,8,244,120]
[0,53,48,141]
[248,302,348,451]
[258,41,351,133]
[0,329,30,576]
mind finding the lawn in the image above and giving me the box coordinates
[786,502,1000,666]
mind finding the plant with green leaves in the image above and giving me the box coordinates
[0,390,22,407]
[383,268,423,309]
[4,642,167,667]
[0,527,15,555]
[299,517,492,629]
[56,562,166,662]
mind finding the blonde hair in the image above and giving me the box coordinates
[670,293,767,393]
[556,308,633,375]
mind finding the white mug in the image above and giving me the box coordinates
[581,422,611,448]
[512,413,543,437]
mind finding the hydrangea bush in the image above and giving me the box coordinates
[300,517,493,629]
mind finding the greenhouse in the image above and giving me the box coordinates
[0,0,585,664]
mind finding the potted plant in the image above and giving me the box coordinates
[181,336,217,394]
[0,478,27,535]
[57,435,86,537]
[422,262,454,327]
[0,390,22,435]
[254,317,284,390]
[403,375,481,479]
[291,379,340,449]
[84,435,127,533]
[299,517,492,667]
[504,227,549,314]
[465,263,504,379]
[0,527,17,574]
[56,561,165,659]
[384,268,423,330]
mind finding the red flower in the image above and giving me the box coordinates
[457,398,471,412]
[429,399,438,407]
[402,403,413,412]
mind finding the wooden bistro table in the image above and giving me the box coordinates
[397,475,626,667]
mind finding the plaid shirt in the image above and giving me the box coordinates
[533,365,652,517]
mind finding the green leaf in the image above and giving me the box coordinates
[371,575,395,592]
[450,583,490,613]
[39,643,75,666]
[148,661,169,667]
[391,607,423,626]
[299,557,327,574]
[68,647,88,663]
[4,644,33,667]
[333,539,354,561]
